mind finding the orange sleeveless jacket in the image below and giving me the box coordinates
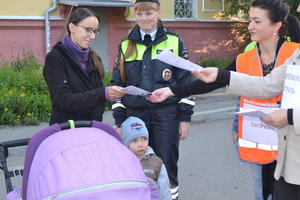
[237,42,300,164]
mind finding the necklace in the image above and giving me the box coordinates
[257,43,278,76]
[262,62,275,76]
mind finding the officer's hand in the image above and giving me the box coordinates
[260,109,289,129]
[107,86,127,100]
[179,122,190,140]
[192,67,218,83]
[147,87,174,103]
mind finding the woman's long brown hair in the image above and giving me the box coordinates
[90,49,105,80]
[66,8,105,79]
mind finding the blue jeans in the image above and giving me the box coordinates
[232,98,272,200]
[249,162,272,200]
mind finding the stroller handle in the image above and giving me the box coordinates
[59,120,93,130]
[0,138,30,149]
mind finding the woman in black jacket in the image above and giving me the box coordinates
[44,8,126,125]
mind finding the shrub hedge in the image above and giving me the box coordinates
[0,55,112,126]
[0,55,50,125]
[0,54,231,126]
[198,57,233,69]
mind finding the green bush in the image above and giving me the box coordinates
[0,56,51,126]
[103,71,112,111]
[0,55,114,126]
[198,57,233,69]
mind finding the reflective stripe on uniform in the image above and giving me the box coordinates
[171,186,179,200]
[178,98,195,106]
[171,186,178,193]
[112,103,126,109]
[238,138,278,151]
[121,34,179,61]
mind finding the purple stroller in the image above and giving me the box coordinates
[1,121,159,200]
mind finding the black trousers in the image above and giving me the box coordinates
[262,161,276,200]
[273,177,300,200]
[128,104,180,187]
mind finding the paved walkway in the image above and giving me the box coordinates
[0,88,237,156]
[0,88,241,199]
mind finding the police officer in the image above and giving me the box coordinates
[111,0,194,199]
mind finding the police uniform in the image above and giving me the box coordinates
[111,21,194,194]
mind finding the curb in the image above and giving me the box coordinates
[191,106,235,123]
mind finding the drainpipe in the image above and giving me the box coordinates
[45,0,57,54]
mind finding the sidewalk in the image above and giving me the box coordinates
[192,88,236,123]
[0,87,237,155]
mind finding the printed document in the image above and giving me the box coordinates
[241,103,279,146]
[281,65,300,109]
[235,108,269,118]
[122,86,152,96]
[157,49,203,71]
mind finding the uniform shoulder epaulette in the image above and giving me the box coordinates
[121,35,129,42]
[164,28,179,37]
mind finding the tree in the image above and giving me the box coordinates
[224,0,299,51]
[225,0,299,18]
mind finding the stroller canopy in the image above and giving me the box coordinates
[19,121,157,200]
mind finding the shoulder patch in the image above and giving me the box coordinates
[165,28,179,36]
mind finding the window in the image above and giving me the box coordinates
[174,0,195,19]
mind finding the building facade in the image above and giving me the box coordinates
[0,0,240,70]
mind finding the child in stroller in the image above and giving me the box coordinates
[121,117,172,200]
[1,120,159,200]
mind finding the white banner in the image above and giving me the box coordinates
[281,65,300,109]
[242,103,279,146]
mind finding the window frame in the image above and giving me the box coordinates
[173,0,198,20]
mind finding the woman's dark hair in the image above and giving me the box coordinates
[251,0,300,42]
[66,8,99,35]
[66,8,104,79]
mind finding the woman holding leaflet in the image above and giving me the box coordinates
[149,1,300,199]
[43,8,126,125]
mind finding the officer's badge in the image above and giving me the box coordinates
[182,52,189,59]
[162,69,172,81]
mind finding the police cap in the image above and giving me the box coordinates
[135,0,160,6]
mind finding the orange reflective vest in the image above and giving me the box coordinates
[237,41,300,164]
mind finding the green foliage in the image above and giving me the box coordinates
[103,71,112,111]
[0,55,51,126]
[224,0,300,52]
[225,0,299,18]
[0,54,115,125]
[198,57,233,69]
[282,0,299,18]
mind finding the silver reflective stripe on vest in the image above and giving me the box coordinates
[43,180,148,200]
[238,138,278,151]
[112,102,126,109]
[178,98,195,106]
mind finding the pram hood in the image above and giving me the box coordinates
[20,121,157,200]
